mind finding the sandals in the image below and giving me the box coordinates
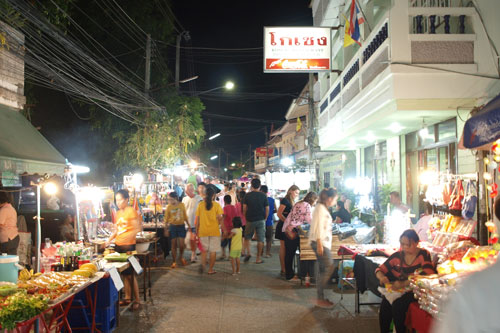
[208,271,217,275]
[119,299,131,306]
[131,302,141,311]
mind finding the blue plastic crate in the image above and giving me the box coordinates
[72,277,118,309]
[67,299,91,330]
[94,305,117,332]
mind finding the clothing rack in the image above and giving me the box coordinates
[431,172,480,240]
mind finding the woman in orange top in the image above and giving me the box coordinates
[105,189,141,310]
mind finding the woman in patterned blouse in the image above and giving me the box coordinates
[282,191,318,280]
[375,229,435,333]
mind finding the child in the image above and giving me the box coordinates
[221,195,237,259]
[229,217,243,275]
[164,192,189,268]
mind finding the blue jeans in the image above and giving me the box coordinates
[310,241,334,300]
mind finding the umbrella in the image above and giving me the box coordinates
[462,93,500,149]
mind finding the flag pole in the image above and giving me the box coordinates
[354,0,372,32]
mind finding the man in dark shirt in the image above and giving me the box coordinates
[242,178,269,264]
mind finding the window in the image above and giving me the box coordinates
[438,119,457,142]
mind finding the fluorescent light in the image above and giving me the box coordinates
[281,157,293,167]
[71,165,90,174]
[208,133,221,140]
[387,122,404,133]
[210,155,218,160]
[419,127,429,139]
[231,163,236,167]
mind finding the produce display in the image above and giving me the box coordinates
[0,291,48,330]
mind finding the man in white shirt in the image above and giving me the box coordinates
[182,183,202,262]
[432,195,500,333]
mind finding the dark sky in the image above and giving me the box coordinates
[173,0,312,164]
[30,1,313,179]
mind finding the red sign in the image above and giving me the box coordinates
[265,59,330,71]
[256,147,274,157]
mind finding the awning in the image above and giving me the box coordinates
[460,93,500,149]
[0,105,66,178]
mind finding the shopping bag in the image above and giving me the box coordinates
[462,181,477,219]
[449,180,464,210]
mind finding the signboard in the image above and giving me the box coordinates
[256,147,274,157]
[264,27,331,73]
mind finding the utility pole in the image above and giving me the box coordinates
[218,147,222,179]
[175,33,181,91]
[264,126,269,170]
[145,34,151,97]
[307,73,318,190]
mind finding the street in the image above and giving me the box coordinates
[119,245,379,333]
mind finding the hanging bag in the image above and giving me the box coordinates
[449,179,464,210]
[462,181,477,219]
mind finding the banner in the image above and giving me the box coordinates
[264,27,331,73]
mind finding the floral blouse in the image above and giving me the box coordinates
[282,201,312,233]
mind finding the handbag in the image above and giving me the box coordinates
[449,180,464,210]
[462,181,477,219]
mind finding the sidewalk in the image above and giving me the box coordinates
[118,245,379,333]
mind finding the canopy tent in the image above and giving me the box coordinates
[0,105,66,185]
[459,93,500,150]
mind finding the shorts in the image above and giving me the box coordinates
[275,221,285,240]
[230,249,241,259]
[221,238,231,248]
[244,220,265,242]
[200,236,221,253]
[265,226,273,241]
[169,225,187,239]
[114,244,136,275]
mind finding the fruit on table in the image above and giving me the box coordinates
[18,269,33,281]
[79,263,98,274]
[72,269,94,278]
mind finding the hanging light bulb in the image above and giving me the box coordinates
[484,172,492,181]
[484,157,490,165]
[489,161,498,169]
[494,155,500,163]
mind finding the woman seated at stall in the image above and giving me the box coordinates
[332,200,351,223]
[375,229,435,333]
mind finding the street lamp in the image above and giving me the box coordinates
[194,81,235,96]
[208,133,221,140]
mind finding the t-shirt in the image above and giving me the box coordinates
[242,191,269,222]
[375,249,435,281]
[115,206,140,246]
[234,203,246,226]
[182,194,202,228]
[0,203,18,243]
[165,203,188,226]
[332,208,351,223]
[265,196,275,227]
[230,228,242,251]
[223,204,238,233]
[196,201,223,237]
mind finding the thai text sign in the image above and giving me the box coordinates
[256,147,274,157]
[264,27,331,73]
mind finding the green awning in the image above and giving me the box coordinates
[0,105,66,179]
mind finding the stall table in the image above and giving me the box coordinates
[348,255,387,313]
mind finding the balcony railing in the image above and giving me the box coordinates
[319,18,390,124]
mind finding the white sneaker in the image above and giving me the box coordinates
[191,255,197,263]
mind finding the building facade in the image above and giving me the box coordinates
[312,0,500,214]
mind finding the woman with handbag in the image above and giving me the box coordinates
[276,185,300,276]
[282,191,317,280]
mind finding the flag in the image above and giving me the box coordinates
[296,117,302,132]
[344,0,364,47]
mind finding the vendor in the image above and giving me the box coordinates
[390,191,409,214]
[0,192,18,255]
[332,200,351,223]
[105,189,141,310]
[414,202,432,242]
[375,229,435,333]
[60,212,76,242]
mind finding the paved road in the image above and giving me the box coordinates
[118,244,379,333]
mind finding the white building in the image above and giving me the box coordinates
[312,0,500,213]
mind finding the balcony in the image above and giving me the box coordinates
[317,2,499,151]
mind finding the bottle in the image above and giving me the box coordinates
[305,276,310,287]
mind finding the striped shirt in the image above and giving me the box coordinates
[375,248,435,281]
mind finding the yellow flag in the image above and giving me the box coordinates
[343,14,355,48]
[296,117,302,132]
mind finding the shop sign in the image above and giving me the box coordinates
[256,147,274,157]
[264,27,331,73]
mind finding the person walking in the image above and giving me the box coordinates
[195,187,223,274]
[165,192,190,268]
[182,183,202,263]
[260,185,275,258]
[221,195,237,259]
[235,190,247,255]
[276,185,299,276]
[282,191,317,280]
[105,189,141,310]
[242,178,269,264]
[309,188,337,308]
[0,192,18,255]
[229,217,243,275]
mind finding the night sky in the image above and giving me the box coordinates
[30,1,313,179]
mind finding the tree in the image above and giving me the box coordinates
[113,94,205,170]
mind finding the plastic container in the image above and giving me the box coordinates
[0,254,22,283]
